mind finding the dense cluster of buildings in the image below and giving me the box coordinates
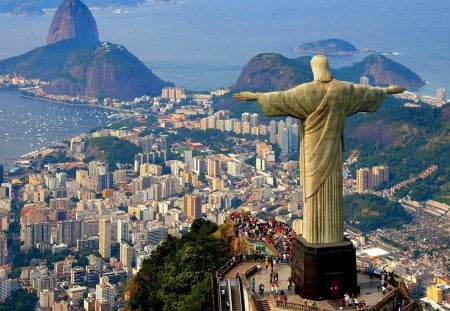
[396,88,448,108]
[426,278,450,306]
[0,77,449,309]
[160,108,300,157]
[0,99,307,309]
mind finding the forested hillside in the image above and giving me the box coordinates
[345,102,450,203]
[344,193,413,232]
[125,219,231,311]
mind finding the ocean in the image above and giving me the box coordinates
[0,0,449,162]
[0,90,114,168]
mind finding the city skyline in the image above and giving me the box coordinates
[0,1,449,309]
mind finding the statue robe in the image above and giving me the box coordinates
[258,79,387,243]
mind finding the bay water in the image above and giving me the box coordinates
[0,90,114,167]
[0,0,449,163]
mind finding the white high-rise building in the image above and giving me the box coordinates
[161,87,185,101]
[0,277,12,302]
[0,233,6,266]
[255,158,266,172]
[191,157,206,175]
[227,161,241,177]
[277,120,285,146]
[113,169,127,183]
[147,226,169,246]
[250,113,259,126]
[96,276,116,308]
[184,150,192,169]
[286,116,294,126]
[241,112,250,122]
[269,120,277,144]
[281,127,290,154]
[436,88,447,106]
[360,76,369,86]
[290,123,299,152]
[224,118,237,132]
[117,219,130,243]
[56,172,67,188]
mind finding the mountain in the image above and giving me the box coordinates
[295,38,358,55]
[47,0,99,45]
[217,52,424,117]
[232,52,424,92]
[223,51,450,202]
[0,0,170,100]
[223,51,450,203]
[345,102,450,203]
[232,53,313,92]
[334,54,425,89]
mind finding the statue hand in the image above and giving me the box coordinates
[387,85,406,94]
[233,91,258,101]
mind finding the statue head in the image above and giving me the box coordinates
[311,55,333,83]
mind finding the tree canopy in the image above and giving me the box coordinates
[88,136,142,170]
[125,218,231,311]
[0,289,37,311]
[345,103,450,203]
[344,193,413,232]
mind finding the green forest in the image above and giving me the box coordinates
[0,289,37,311]
[345,102,450,203]
[344,193,413,232]
[125,219,231,311]
[88,136,142,170]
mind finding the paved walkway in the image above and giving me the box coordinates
[225,261,388,310]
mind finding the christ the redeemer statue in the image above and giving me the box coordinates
[233,55,404,244]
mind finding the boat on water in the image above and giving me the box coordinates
[8,166,21,174]
[15,159,31,168]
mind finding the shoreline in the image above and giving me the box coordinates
[19,93,123,112]
[0,89,118,169]
[294,48,399,56]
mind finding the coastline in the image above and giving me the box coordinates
[0,89,116,169]
[294,48,399,56]
[19,93,123,112]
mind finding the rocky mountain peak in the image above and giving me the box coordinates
[47,0,99,45]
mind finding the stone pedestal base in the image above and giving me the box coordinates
[291,236,358,301]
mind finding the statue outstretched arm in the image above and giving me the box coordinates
[386,85,406,94]
[233,91,260,101]
[234,86,311,119]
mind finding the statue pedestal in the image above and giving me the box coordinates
[291,236,358,301]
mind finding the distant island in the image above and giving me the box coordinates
[295,38,358,55]
[295,38,399,56]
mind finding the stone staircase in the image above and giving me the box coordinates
[230,281,242,311]
[255,298,271,311]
